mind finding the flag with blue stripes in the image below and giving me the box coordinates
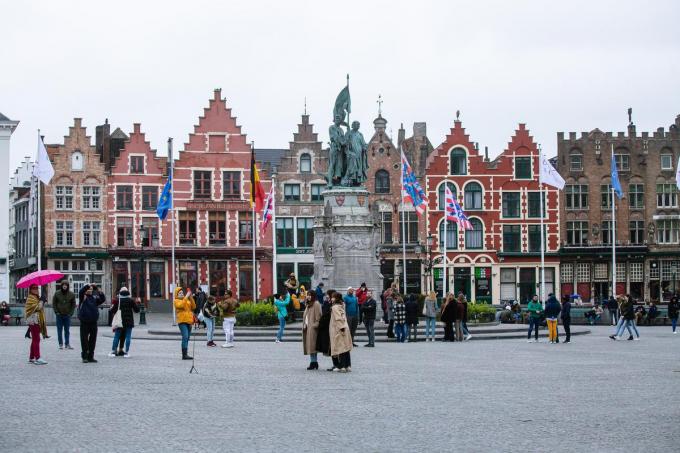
[445,185,472,230]
[401,150,428,216]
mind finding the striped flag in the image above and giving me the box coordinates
[260,184,275,237]
[250,148,266,212]
[401,150,428,216]
[445,186,472,230]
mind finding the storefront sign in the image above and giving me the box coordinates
[277,248,313,255]
[186,200,249,210]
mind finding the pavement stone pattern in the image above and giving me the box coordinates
[1,316,678,453]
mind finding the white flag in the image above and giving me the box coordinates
[539,152,565,190]
[33,135,54,184]
[676,155,680,191]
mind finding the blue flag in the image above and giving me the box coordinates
[611,153,623,199]
[157,176,172,220]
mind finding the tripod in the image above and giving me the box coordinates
[189,326,198,374]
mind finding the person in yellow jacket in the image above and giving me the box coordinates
[174,287,196,360]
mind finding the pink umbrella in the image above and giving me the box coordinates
[16,270,65,288]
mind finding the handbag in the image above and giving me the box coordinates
[111,307,123,331]
[197,311,205,322]
[422,302,428,316]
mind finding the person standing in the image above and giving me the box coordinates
[78,284,106,363]
[458,292,472,341]
[174,287,196,360]
[361,290,377,347]
[405,294,419,342]
[343,287,359,346]
[193,286,207,329]
[454,294,465,342]
[202,296,219,347]
[440,294,456,342]
[316,290,333,358]
[219,290,239,348]
[544,293,561,344]
[315,282,325,304]
[25,284,47,365]
[108,287,139,358]
[561,295,572,343]
[52,280,75,350]
[302,292,322,370]
[274,292,290,343]
[329,292,353,372]
[356,283,368,324]
[384,286,396,339]
[607,296,619,326]
[393,295,407,343]
[423,291,438,342]
[668,293,679,334]
[526,295,542,343]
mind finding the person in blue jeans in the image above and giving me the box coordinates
[52,280,76,349]
[274,293,290,343]
[526,295,543,342]
[108,288,140,358]
[393,296,406,343]
[423,291,438,342]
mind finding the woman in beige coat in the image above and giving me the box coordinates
[329,292,353,372]
[302,292,321,370]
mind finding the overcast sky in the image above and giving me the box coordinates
[3,0,679,177]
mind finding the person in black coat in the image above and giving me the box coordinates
[109,287,139,357]
[78,284,106,363]
[361,291,377,347]
[405,294,419,342]
[668,294,679,334]
[315,290,333,356]
[561,295,571,343]
[440,294,457,342]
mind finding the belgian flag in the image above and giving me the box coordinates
[250,147,266,213]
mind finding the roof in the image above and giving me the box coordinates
[256,148,287,175]
[110,127,128,140]
[0,112,10,121]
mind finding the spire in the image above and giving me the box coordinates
[377,94,383,116]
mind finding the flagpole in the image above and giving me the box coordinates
[539,182,546,307]
[611,146,617,300]
[443,200,448,298]
[400,168,407,296]
[36,131,42,277]
[271,178,277,292]
[251,142,258,303]
[168,138,176,326]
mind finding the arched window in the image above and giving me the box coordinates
[465,218,483,249]
[438,182,456,210]
[71,151,83,171]
[300,153,311,173]
[450,148,467,175]
[375,170,390,194]
[439,220,458,250]
[464,182,482,210]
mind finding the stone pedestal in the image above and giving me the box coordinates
[312,188,382,293]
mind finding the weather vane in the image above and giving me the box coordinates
[377,94,383,116]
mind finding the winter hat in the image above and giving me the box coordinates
[119,287,130,297]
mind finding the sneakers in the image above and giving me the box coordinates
[674,331,678,334]
[634,337,640,341]
[123,353,130,358]
[207,341,217,347]
[222,343,234,348]
[82,358,89,363]
[108,351,117,358]
[627,335,634,341]
[65,345,74,350]
[33,358,48,365]
[346,367,352,372]
[275,339,281,343]
[465,334,472,341]
[609,335,617,340]
[527,339,533,343]
[58,345,64,350]
[28,359,36,364]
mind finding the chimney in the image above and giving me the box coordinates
[95,119,111,171]
[484,146,489,162]
[398,123,405,147]
[413,122,426,138]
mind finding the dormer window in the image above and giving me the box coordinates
[300,153,311,173]
[130,156,144,174]
[71,151,83,171]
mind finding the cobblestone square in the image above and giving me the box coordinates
[1,320,678,452]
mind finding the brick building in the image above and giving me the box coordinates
[44,119,110,301]
[556,115,680,303]
[426,120,561,304]
[272,114,326,292]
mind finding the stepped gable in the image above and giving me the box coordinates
[111,123,167,175]
[426,119,478,171]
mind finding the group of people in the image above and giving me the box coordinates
[525,294,571,343]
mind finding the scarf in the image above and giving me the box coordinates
[25,293,47,335]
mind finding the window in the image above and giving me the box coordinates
[149,262,165,298]
[193,170,212,199]
[570,154,583,171]
[130,156,144,174]
[209,212,226,245]
[629,184,644,209]
[311,184,324,202]
[276,218,293,248]
[284,184,301,201]
[528,225,545,252]
[179,211,197,245]
[657,184,678,208]
[615,154,630,171]
[82,221,100,246]
[116,217,134,247]
[661,154,673,170]
[601,184,613,209]
[566,221,589,246]
[399,211,419,244]
[465,218,483,249]
[238,262,253,300]
[538,268,555,298]
[449,148,467,175]
[142,186,158,211]
[381,211,393,244]
[208,261,229,297]
[297,218,314,248]
[116,185,133,210]
[55,186,74,210]
[222,171,241,199]
[300,153,311,173]
[502,192,520,218]
[561,263,574,283]
[593,263,608,281]
[565,185,588,210]
[514,157,532,179]
[527,192,545,218]
[439,220,457,250]
[601,220,613,245]
[375,170,390,194]
[657,219,679,244]
[142,217,158,247]
[630,220,644,245]
[71,151,83,171]
[438,182,456,210]
[500,268,517,302]
[464,182,482,210]
[502,225,521,252]
[55,221,74,247]
[82,186,100,210]
[238,212,253,245]
[576,263,590,282]
[629,262,644,282]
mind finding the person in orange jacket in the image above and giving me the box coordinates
[174,287,196,360]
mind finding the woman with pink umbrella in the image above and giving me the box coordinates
[25,284,47,365]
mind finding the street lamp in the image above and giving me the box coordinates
[417,235,436,292]
[138,225,147,325]
[395,261,403,294]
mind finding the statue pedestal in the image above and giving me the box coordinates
[312,188,382,293]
